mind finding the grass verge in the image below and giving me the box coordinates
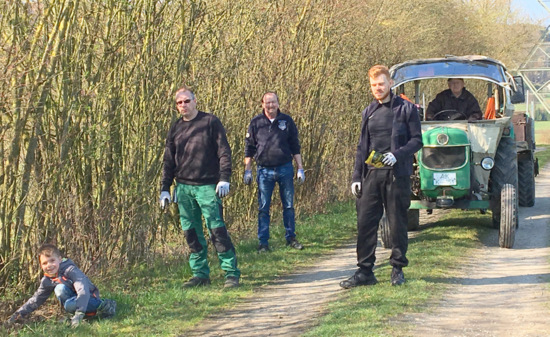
[5,139,550,337]
[1,202,358,336]
[304,210,492,337]
[536,143,550,169]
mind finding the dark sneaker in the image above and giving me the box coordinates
[224,276,240,289]
[339,270,378,289]
[97,299,117,318]
[182,276,211,288]
[391,267,405,286]
[257,244,270,253]
[287,238,304,250]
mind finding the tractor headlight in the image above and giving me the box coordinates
[436,133,449,145]
[481,157,494,170]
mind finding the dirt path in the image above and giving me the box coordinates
[185,241,386,336]
[402,168,550,337]
[186,169,550,337]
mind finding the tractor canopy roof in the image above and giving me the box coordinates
[390,55,513,88]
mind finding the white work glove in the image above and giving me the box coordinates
[159,191,171,209]
[296,169,305,185]
[216,181,230,198]
[382,152,397,166]
[243,170,253,185]
[70,312,85,328]
[351,182,361,196]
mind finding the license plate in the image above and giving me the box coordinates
[433,172,457,186]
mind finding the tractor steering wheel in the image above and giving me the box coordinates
[432,109,468,121]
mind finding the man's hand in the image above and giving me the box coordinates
[70,312,85,328]
[159,191,171,209]
[296,169,305,185]
[216,181,230,198]
[351,182,361,197]
[382,153,397,166]
[243,170,253,185]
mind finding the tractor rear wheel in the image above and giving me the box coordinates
[518,153,535,207]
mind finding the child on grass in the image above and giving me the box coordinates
[6,243,116,328]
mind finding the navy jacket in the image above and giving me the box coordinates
[245,110,301,167]
[352,93,423,181]
[14,258,100,316]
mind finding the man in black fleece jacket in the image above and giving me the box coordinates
[160,87,240,289]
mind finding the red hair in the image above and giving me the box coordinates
[368,65,390,79]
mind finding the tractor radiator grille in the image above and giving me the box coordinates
[422,146,466,169]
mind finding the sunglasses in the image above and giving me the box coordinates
[176,99,192,105]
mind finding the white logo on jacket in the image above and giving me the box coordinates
[278,120,287,130]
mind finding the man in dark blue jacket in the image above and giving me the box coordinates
[340,65,422,289]
[244,92,305,253]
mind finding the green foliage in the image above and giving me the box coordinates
[0,0,542,293]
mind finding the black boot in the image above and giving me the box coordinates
[391,266,405,286]
[340,269,377,289]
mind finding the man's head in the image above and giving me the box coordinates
[261,92,279,117]
[38,244,62,277]
[447,78,465,98]
[368,65,392,103]
[174,87,198,121]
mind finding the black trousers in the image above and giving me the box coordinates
[356,169,411,272]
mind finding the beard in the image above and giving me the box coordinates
[375,90,390,102]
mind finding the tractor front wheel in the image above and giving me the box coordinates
[407,209,420,231]
[499,184,517,248]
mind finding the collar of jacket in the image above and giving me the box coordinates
[448,88,467,100]
[262,109,280,121]
[367,91,395,118]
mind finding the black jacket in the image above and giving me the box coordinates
[244,110,301,167]
[425,88,482,121]
[352,93,423,181]
[162,111,231,190]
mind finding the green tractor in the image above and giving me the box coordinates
[379,55,536,249]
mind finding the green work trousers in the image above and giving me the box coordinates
[176,183,240,279]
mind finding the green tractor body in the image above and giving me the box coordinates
[419,127,471,200]
[378,56,537,249]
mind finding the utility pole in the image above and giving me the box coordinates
[517,1,550,119]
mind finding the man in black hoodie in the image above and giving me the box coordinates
[160,87,240,289]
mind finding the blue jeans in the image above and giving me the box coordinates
[54,284,102,314]
[257,161,296,245]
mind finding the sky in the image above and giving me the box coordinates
[512,0,550,24]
